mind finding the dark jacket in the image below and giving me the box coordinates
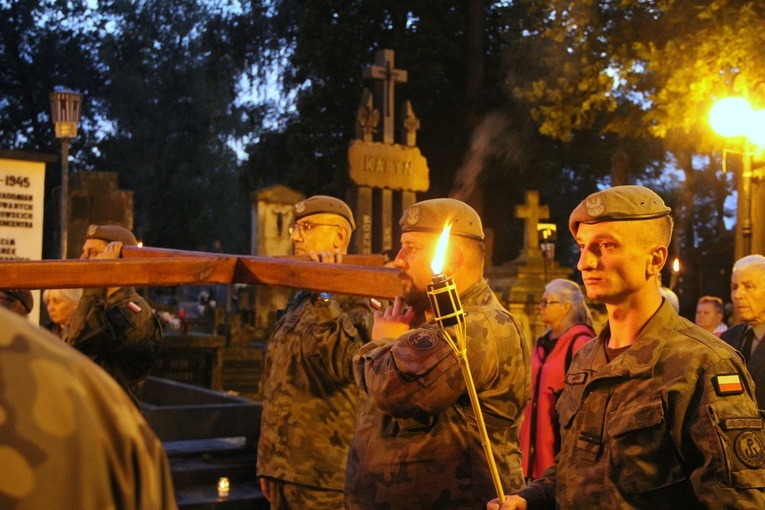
[722,322,765,410]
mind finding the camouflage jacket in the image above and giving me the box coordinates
[257,291,374,490]
[518,300,765,509]
[66,286,162,403]
[0,307,177,510]
[345,279,531,510]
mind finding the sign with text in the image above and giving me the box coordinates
[348,140,429,192]
[0,157,46,323]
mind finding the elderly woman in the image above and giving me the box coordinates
[520,278,596,481]
[43,288,83,340]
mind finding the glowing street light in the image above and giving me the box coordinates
[710,96,765,258]
[49,88,83,259]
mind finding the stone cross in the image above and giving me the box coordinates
[363,49,408,143]
[514,190,549,258]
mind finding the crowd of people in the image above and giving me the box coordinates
[2,185,765,509]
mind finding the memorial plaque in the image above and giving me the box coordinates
[348,140,429,191]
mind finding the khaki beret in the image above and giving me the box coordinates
[569,185,671,236]
[2,290,33,314]
[86,224,138,246]
[400,198,484,241]
[292,195,356,231]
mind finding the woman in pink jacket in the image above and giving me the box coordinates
[520,279,595,481]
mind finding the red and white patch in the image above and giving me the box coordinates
[714,374,744,395]
[127,301,142,313]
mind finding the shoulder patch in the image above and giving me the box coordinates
[713,374,744,396]
[734,431,765,468]
[405,329,440,351]
[127,301,142,313]
[566,372,587,385]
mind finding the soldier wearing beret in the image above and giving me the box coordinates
[0,305,177,509]
[0,289,34,317]
[257,196,375,509]
[66,224,162,405]
[345,198,531,509]
[490,185,765,510]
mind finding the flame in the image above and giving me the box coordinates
[431,222,452,276]
[137,241,144,248]
[672,258,680,272]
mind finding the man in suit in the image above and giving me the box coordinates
[721,254,765,409]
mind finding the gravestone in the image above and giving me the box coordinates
[67,171,134,258]
[348,49,430,255]
[486,190,572,342]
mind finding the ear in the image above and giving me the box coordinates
[647,245,668,277]
[333,226,349,249]
[443,244,465,275]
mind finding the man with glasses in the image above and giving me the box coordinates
[257,195,375,509]
[0,289,34,318]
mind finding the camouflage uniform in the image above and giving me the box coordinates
[518,300,765,509]
[66,286,162,404]
[0,306,176,509]
[257,290,374,505]
[345,279,531,510]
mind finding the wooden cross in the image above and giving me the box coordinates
[363,49,408,143]
[514,190,549,257]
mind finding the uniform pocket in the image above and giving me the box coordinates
[608,399,686,494]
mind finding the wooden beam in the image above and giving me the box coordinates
[0,251,401,299]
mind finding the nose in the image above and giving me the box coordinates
[577,249,597,271]
[393,250,406,269]
[290,227,302,242]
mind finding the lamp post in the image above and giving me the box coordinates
[709,96,765,259]
[49,89,83,259]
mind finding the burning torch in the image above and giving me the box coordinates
[426,223,505,501]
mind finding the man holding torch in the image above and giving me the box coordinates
[489,186,765,510]
[345,198,531,509]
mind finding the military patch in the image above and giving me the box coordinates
[734,430,765,468]
[713,374,744,396]
[87,224,98,236]
[127,301,142,313]
[585,196,606,217]
[406,329,439,350]
[406,205,420,226]
[294,200,306,214]
[723,417,763,431]
[566,371,587,385]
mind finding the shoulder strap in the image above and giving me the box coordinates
[565,331,593,373]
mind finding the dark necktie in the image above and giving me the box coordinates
[741,329,755,363]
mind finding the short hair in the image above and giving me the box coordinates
[732,254,765,273]
[697,295,724,314]
[545,279,593,331]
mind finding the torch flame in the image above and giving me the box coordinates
[431,222,452,276]
[672,258,680,272]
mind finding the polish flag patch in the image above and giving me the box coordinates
[127,301,142,314]
[713,374,744,396]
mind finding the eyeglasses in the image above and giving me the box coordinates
[288,222,340,235]
[538,299,563,307]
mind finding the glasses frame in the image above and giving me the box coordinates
[538,299,563,307]
[288,221,341,236]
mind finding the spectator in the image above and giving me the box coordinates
[695,295,727,337]
[43,288,83,340]
[520,279,595,481]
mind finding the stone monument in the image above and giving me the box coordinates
[348,49,430,255]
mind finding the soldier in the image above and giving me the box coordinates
[489,186,765,510]
[257,195,374,509]
[0,305,177,509]
[345,198,531,509]
[66,224,161,405]
[0,289,33,317]
[721,254,765,408]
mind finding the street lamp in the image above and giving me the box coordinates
[709,96,765,259]
[49,88,83,259]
